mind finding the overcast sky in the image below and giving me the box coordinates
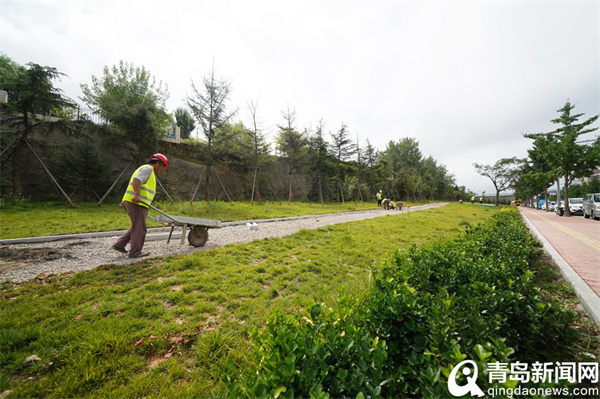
[1,0,598,195]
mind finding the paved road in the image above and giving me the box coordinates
[519,206,600,323]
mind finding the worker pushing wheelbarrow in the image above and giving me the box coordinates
[111,153,221,259]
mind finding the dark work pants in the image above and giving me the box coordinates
[114,201,148,256]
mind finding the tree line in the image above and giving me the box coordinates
[0,55,469,204]
[474,100,599,213]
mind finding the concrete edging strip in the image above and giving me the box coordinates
[520,212,600,324]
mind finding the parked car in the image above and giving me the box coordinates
[583,193,600,220]
[511,200,522,206]
[569,198,584,215]
[556,198,584,216]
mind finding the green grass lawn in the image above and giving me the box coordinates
[0,200,395,239]
[1,203,492,398]
[2,203,597,398]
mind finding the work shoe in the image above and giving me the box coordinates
[128,252,150,259]
[111,245,127,254]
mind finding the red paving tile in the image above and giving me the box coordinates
[519,207,600,297]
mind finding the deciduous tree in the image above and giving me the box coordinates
[474,157,522,206]
[379,138,423,200]
[523,135,557,210]
[524,100,599,216]
[174,107,196,139]
[80,61,171,159]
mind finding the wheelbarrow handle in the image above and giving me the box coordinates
[139,201,179,223]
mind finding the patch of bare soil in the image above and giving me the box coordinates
[0,241,96,272]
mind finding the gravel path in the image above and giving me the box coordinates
[0,203,446,283]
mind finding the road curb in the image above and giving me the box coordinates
[520,211,600,325]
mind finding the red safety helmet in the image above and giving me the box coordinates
[150,153,168,169]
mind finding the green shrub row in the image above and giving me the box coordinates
[228,208,578,398]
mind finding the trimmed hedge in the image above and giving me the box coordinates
[228,208,578,398]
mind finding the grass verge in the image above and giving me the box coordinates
[2,203,490,397]
[1,204,597,398]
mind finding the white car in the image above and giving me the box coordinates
[583,193,600,220]
[569,198,584,215]
[556,198,584,216]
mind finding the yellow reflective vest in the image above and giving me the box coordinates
[122,165,156,208]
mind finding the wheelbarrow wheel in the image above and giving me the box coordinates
[188,226,209,247]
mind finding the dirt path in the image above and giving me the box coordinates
[0,203,447,283]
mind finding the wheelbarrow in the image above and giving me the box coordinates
[142,202,222,247]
